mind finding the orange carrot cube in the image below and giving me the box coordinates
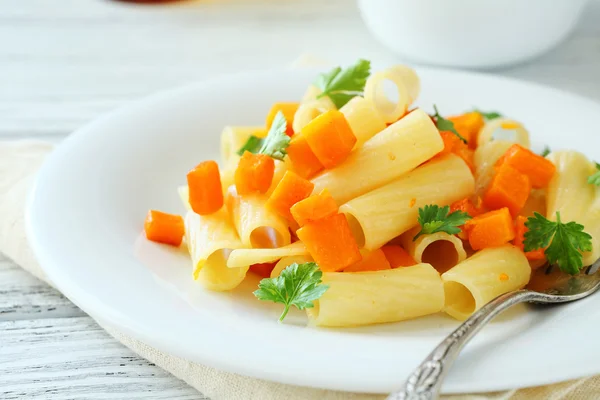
[514,216,546,261]
[450,197,483,218]
[187,160,224,215]
[266,102,299,137]
[381,245,417,268]
[290,189,338,226]
[483,163,531,216]
[344,249,391,272]
[466,208,516,250]
[301,110,357,168]
[234,151,275,195]
[286,134,324,179]
[266,171,314,221]
[448,112,485,149]
[296,213,362,272]
[496,144,556,188]
[144,210,185,246]
[437,131,475,172]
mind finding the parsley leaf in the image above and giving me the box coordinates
[236,136,263,155]
[588,162,600,186]
[413,204,472,241]
[432,105,467,144]
[524,212,593,275]
[314,59,371,109]
[473,109,503,121]
[253,262,329,322]
[236,111,290,160]
[541,146,551,158]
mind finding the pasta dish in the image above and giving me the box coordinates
[142,60,600,327]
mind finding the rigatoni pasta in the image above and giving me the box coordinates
[442,245,530,320]
[307,263,444,327]
[312,109,444,204]
[400,229,467,274]
[185,210,248,291]
[340,154,474,250]
[144,59,598,328]
[226,188,291,249]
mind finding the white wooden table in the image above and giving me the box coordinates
[1,0,600,398]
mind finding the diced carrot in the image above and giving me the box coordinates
[187,160,224,215]
[450,197,483,218]
[249,262,277,278]
[302,110,357,169]
[296,213,362,272]
[514,216,547,261]
[286,134,324,179]
[438,130,461,156]
[496,144,556,188]
[144,210,185,246]
[465,208,515,250]
[451,197,484,240]
[437,131,475,172]
[381,245,417,268]
[290,189,338,226]
[448,112,485,149]
[344,249,391,272]
[266,102,299,137]
[483,163,531,216]
[234,151,275,195]
[266,171,314,221]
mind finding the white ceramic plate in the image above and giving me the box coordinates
[27,66,600,395]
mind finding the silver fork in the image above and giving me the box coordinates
[387,260,600,400]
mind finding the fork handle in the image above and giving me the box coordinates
[387,289,541,400]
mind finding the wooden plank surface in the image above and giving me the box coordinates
[0,316,204,399]
[1,0,600,398]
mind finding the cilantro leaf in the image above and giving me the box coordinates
[413,204,472,241]
[541,146,551,158]
[524,212,593,275]
[236,111,290,160]
[432,105,467,144]
[588,162,600,186]
[473,108,503,121]
[314,59,371,109]
[253,262,329,322]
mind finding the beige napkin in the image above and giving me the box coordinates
[2,141,599,399]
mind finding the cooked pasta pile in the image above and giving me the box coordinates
[143,59,600,327]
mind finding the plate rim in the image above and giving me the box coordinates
[26,65,600,395]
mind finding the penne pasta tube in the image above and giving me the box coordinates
[400,229,467,274]
[478,118,531,149]
[312,109,444,204]
[307,263,444,327]
[473,140,513,195]
[339,96,387,148]
[364,65,420,123]
[227,242,308,269]
[220,126,267,168]
[270,254,314,278]
[442,245,530,320]
[341,154,475,250]
[185,210,248,291]
[546,151,599,265]
[226,187,291,249]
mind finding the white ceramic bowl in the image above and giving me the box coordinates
[357,0,589,69]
